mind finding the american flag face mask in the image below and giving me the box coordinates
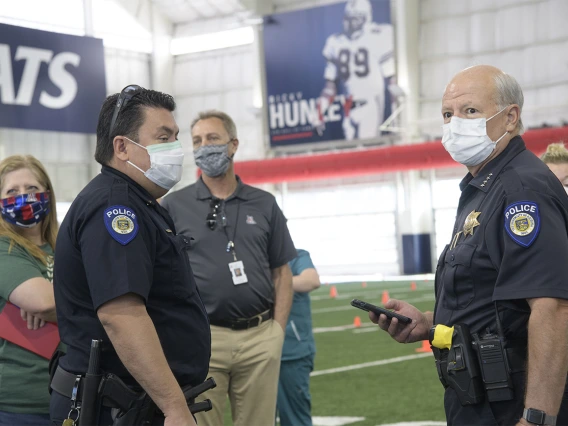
[1,192,50,228]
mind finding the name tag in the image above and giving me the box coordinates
[229,261,248,285]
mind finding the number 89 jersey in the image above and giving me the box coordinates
[322,23,394,101]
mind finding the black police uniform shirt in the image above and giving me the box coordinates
[434,136,568,340]
[161,176,297,322]
[53,166,211,387]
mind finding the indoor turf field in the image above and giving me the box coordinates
[224,279,447,426]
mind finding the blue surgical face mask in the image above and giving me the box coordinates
[1,192,50,228]
[441,106,510,167]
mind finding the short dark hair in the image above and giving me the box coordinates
[95,88,176,165]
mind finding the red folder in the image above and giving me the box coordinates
[0,302,60,359]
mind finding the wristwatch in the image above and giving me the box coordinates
[522,408,557,426]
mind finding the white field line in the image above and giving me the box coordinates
[311,286,434,302]
[313,323,375,333]
[377,422,446,426]
[312,417,366,426]
[310,353,432,377]
[312,294,436,314]
[353,327,378,334]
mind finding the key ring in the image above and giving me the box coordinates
[67,407,80,420]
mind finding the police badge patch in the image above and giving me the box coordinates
[504,201,540,247]
[104,205,139,245]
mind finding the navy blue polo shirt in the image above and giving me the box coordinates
[161,176,296,322]
[434,136,568,340]
[54,166,211,387]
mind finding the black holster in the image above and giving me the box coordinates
[100,374,216,426]
[432,324,485,406]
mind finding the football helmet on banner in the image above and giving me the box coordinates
[343,0,373,37]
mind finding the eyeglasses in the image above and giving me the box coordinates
[109,84,144,138]
[206,198,226,230]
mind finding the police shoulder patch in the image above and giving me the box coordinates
[103,205,139,245]
[504,201,540,247]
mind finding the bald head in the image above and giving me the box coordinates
[443,65,524,133]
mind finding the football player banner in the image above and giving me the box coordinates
[263,0,394,147]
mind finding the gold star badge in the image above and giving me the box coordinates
[463,211,481,236]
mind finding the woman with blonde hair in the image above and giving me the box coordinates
[541,142,568,192]
[0,155,58,426]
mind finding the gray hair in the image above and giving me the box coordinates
[191,110,238,140]
[493,72,524,133]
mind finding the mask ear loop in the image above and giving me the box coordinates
[494,131,509,144]
[487,105,511,144]
[487,105,509,122]
[123,136,150,175]
[127,161,147,175]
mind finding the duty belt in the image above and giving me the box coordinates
[210,309,272,330]
[51,366,215,412]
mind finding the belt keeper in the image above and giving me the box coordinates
[71,376,81,405]
[255,313,264,326]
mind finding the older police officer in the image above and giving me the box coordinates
[50,86,210,426]
[373,66,568,425]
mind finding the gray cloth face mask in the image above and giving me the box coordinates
[194,143,232,177]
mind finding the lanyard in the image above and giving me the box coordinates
[220,200,240,261]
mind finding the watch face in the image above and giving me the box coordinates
[524,408,546,425]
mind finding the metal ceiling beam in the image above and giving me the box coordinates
[183,0,204,19]
[240,0,273,16]
[112,0,155,33]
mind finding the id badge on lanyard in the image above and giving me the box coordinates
[227,241,248,285]
[220,199,249,285]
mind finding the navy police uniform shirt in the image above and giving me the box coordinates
[434,136,568,339]
[53,166,211,387]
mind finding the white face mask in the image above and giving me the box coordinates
[441,106,509,167]
[126,138,184,190]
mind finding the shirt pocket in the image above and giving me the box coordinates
[441,243,477,310]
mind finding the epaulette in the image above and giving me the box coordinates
[499,167,524,195]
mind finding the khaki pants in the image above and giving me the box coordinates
[196,319,284,426]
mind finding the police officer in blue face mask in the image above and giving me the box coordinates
[50,85,211,426]
[370,65,568,426]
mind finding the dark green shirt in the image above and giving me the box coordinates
[0,237,53,414]
[282,249,316,361]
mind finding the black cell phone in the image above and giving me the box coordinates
[350,299,412,324]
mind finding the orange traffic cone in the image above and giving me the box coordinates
[353,316,362,328]
[330,285,338,299]
[416,340,432,353]
[381,290,389,305]
[361,281,367,288]
[410,282,417,291]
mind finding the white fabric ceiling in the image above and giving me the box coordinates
[150,0,343,23]
[150,0,246,23]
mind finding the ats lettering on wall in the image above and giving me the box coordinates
[0,23,106,134]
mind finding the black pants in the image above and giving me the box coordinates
[444,372,568,425]
[49,391,165,426]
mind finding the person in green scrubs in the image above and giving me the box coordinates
[277,249,321,426]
